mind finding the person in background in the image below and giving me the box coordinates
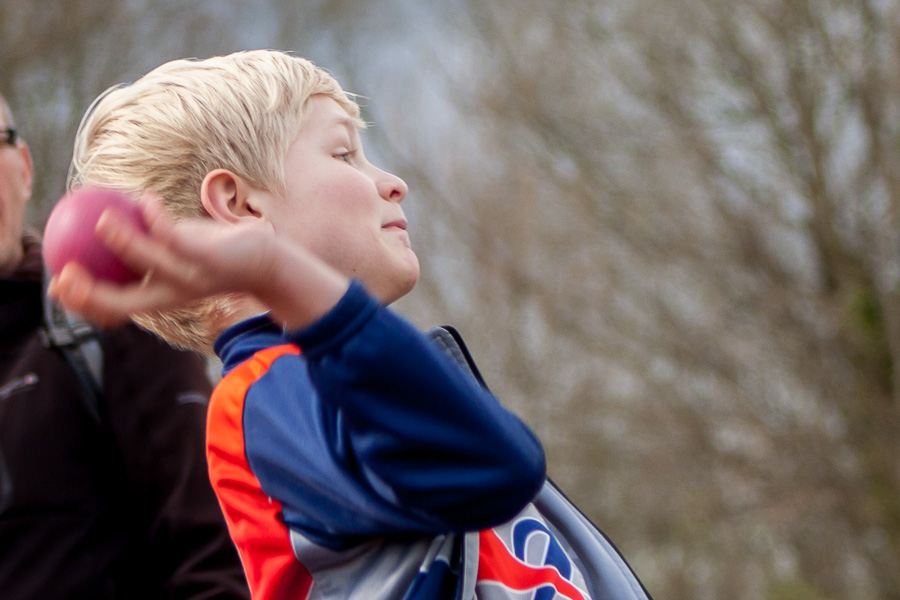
[0,92,249,599]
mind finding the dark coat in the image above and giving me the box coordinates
[0,235,249,599]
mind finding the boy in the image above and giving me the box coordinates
[51,50,651,600]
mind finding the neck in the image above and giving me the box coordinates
[219,295,273,330]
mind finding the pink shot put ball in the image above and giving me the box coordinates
[43,187,147,285]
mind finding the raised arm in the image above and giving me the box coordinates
[239,283,546,548]
[49,194,349,332]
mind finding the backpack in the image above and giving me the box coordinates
[425,325,489,389]
[426,325,654,600]
[40,274,105,425]
[0,277,106,515]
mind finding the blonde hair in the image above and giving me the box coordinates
[68,50,363,353]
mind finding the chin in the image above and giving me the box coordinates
[378,262,420,305]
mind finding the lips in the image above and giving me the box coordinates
[382,219,407,230]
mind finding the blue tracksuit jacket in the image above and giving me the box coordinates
[206,280,651,600]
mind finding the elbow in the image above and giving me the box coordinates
[493,434,547,520]
[441,434,547,532]
[505,432,546,500]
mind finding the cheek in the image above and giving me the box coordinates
[332,179,379,214]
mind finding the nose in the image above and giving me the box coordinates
[376,169,408,203]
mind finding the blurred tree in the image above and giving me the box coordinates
[0,0,232,223]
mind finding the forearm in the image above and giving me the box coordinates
[300,292,546,527]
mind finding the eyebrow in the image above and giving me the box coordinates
[333,116,360,135]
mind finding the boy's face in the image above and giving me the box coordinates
[266,96,419,304]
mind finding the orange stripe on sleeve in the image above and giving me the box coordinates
[206,344,313,600]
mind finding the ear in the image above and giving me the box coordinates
[17,141,33,199]
[200,169,265,224]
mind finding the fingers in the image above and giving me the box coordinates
[95,203,203,291]
[95,208,162,276]
[138,193,179,245]
[48,264,131,328]
[49,262,185,327]
[140,193,174,229]
[47,193,232,327]
[54,191,276,327]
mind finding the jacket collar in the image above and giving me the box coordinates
[6,232,44,284]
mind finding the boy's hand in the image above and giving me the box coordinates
[49,194,348,330]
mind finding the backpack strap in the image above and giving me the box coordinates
[425,325,489,391]
[0,448,12,514]
[40,271,105,426]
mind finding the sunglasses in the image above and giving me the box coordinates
[1,128,17,146]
